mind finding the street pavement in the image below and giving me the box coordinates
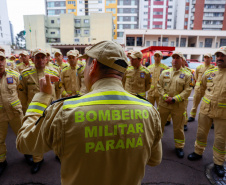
[0,90,221,185]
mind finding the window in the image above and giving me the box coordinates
[118,0,123,5]
[137,37,143,46]
[131,8,136,13]
[216,42,218,48]
[199,42,203,48]
[131,17,135,21]
[118,16,123,21]
[106,8,116,14]
[47,2,54,7]
[98,0,102,3]
[131,0,136,5]
[75,29,80,34]
[118,8,123,13]
[106,0,116,5]
[144,5,148,8]
[68,9,76,13]
[171,41,174,46]
[80,9,82,12]
[144,18,148,21]
[84,30,89,34]
[184,21,188,26]
[143,25,147,28]
[51,20,55,24]
[168,12,172,15]
[1,33,3,38]
[131,24,135,29]
[74,38,80,42]
[68,1,76,5]
[84,19,89,23]
[205,38,212,48]
[180,38,186,47]
[153,12,163,15]
[118,24,123,29]
[168,6,172,8]
[161,37,169,46]
[168,19,172,21]
[153,41,157,46]
[220,39,226,47]
[126,37,135,46]
[117,32,124,37]
[144,12,148,14]
[167,25,171,28]
[51,32,55,34]
[153,25,162,28]
[146,41,150,47]
[185,6,189,10]
[48,10,55,15]
[79,1,82,3]
[99,9,102,11]
[46,30,48,33]
[75,19,81,23]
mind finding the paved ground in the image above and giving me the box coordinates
[0,91,225,185]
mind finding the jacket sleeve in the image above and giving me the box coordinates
[16,92,64,157]
[18,76,28,114]
[157,72,167,100]
[145,71,151,92]
[200,73,207,97]
[173,74,192,102]
[60,71,68,97]
[147,108,162,166]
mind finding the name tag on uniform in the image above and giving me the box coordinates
[7,77,13,84]
[140,72,145,78]
[179,74,185,79]
[7,63,11,66]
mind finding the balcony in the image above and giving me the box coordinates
[203,8,225,13]
[191,8,195,13]
[203,16,224,21]
[192,0,196,5]
[202,24,223,29]
[205,0,226,4]
[46,38,61,43]
[191,16,194,20]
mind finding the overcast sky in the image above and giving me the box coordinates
[7,0,45,36]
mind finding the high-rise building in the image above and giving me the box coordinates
[190,0,226,30]
[0,0,12,55]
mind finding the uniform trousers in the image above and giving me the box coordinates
[190,90,202,118]
[159,104,185,148]
[194,113,226,165]
[184,99,188,126]
[148,96,159,106]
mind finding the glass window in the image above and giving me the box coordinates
[162,37,169,46]
[131,17,135,21]
[75,19,81,23]
[75,29,81,34]
[153,41,157,46]
[47,2,54,7]
[137,37,142,46]
[131,8,136,13]
[51,20,55,24]
[199,42,203,48]
[68,9,76,13]
[118,8,123,13]
[220,39,226,47]
[118,24,123,29]
[98,0,102,3]
[48,10,55,15]
[146,41,150,47]
[75,38,80,42]
[84,30,89,34]
[117,32,124,37]
[106,8,116,14]
[126,37,135,46]
[180,38,186,47]
[51,32,55,34]
[131,0,136,5]
[153,12,163,15]
[118,16,123,21]
[118,0,123,5]
[131,24,135,29]
[205,38,212,48]
[171,41,174,46]
[84,19,89,23]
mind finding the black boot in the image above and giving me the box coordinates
[0,160,7,176]
[214,164,225,177]
[188,117,195,122]
[175,148,184,158]
[184,125,188,131]
[24,154,33,165]
[211,123,214,129]
[187,152,202,161]
[165,121,171,126]
[31,159,44,174]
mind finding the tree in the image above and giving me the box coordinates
[16,30,26,49]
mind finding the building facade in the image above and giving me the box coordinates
[24,13,113,55]
[124,29,226,61]
[0,0,12,55]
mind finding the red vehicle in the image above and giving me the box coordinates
[141,46,175,67]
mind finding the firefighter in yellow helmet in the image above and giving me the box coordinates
[187,46,226,178]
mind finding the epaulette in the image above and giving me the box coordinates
[51,94,81,105]
[6,69,20,77]
[204,67,218,75]
[140,66,149,73]
[127,66,134,70]
[45,68,59,77]
[159,63,169,69]
[21,67,36,77]
[147,64,155,69]
[62,66,70,72]
[197,64,204,69]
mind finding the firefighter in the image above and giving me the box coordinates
[16,40,162,185]
[188,53,215,122]
[5,55,16,71]
[147,51,169,106]
[157,51,192,158]
[54,51,69,74]
[0,52,33,176]
[123,51,151,99]
[15,51,34,74]
[187,46,226,178]
[45,50,59,71]
[18,48,61,174]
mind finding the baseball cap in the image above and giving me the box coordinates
[127,50,134,54]
[33,48,47,56]
[79,40,128,73]
[0,46,5,52]
[203,53,212,58]
[172,51,183,58]
[45,50,51,55]
[67,50,79,57]
[19,50,29,56]
[85,46,92,53]
[9,55,16,59]
[130,51,143,59]
[154,51,163,57]
[0,52,6,59]
[214,46,226,55]
[54,51,62,56]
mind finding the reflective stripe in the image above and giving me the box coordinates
[138,92,146,97]
[0,153,6,159]
[151,85,155,89]
[202,97,210,104]
[196,140,207,147]
[45,69,58,77]
[190,112,196,116]
[26,102,47,114]
[213,146,226,154]
[175,95,182,102]
[11,100,20,107]
[163,94,168,100]
[0,105,2,109]
[63,91,152,110]
[174,139,185,144]
[62,91,67,96]
[195,82,200,86]
[22,70,36,77]
[218,103,226,108]
[6,69,19,77]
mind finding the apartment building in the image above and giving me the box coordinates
[190,0,226,30]
[124,29,226,61]
[0,0,12,55]
[24,13,113,55]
